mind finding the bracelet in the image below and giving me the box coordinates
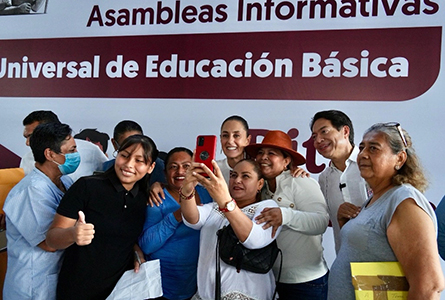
[179,187,195,202]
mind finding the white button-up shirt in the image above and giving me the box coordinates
[318,146,369,253]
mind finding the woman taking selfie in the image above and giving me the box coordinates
[180,159,281,300]
[46,135,158,300]
[328,123,444,299]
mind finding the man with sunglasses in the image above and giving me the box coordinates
[310,110,369,254]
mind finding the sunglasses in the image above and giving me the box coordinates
[383,122,408,148]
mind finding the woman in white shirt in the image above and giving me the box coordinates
[216,115,251,183]
[180,159,281,300]
[246,130,330,300]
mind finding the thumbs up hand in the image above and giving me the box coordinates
[74,211,95,246]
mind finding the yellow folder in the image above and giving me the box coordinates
[350,262,408,300]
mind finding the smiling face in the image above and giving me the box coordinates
[357,131,404,187]
[229,160,264,205]
[220,120,251,161]
[255,147,290,180]
[311,118,351,161]
[114,143,154,191]
[165,151,192,191]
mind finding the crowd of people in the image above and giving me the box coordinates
[2,109,444,300]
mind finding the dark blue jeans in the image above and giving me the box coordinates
[277,271,329,300]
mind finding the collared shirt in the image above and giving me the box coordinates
[56,169,147,300]
[262,170,329,284]
[318,146,369,253]
[3,168,73,300]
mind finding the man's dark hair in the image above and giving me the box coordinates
[310,110,355,146]
[113,120,143,142]
[30,123,72,164]
[74,128,110,153]
[22,110,61,126]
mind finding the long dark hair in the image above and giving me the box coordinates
[114,134,159,193]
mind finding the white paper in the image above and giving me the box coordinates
[106,259,162,300]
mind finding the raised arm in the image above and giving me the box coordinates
[192,160,254,242]
[179,159,201,225]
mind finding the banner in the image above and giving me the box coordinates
[0,27,441,100]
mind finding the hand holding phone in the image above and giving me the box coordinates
[194,135,217,176]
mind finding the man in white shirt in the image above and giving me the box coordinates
[310,110,369,253]
[19,110,107,182]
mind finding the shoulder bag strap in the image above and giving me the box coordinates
[215,229,221,300]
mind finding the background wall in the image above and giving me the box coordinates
[1,0,444,294]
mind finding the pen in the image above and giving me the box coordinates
[134,251,142,265]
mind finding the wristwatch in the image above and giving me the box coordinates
[219,199,237,212]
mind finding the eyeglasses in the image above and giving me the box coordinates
[383,122,408,148]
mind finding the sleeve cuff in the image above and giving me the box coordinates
[280,207,292,226]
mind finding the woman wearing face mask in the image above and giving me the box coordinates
[138,147,213,300]
[46,134,158,300]
[180,159,282,300]
[3,123,79,300]
[247,130,329,300]
[328,123,444,299]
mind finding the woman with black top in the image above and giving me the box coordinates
[46,134,158,300]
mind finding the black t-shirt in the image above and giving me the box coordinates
[56,169,147,300]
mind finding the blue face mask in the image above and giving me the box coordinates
[53,152,81,175]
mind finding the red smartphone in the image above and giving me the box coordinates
[194,135,217,176]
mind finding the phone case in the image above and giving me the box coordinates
[195,135,217,176]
